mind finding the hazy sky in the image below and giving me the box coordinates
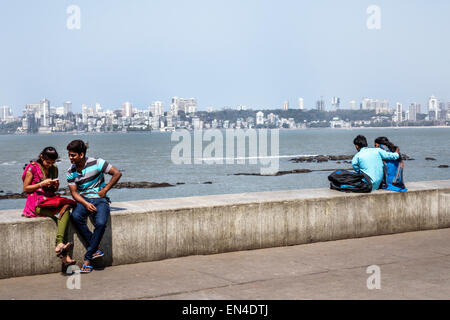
[0,0,449,114]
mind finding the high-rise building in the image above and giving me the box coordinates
[416,103,422,114]
[81,104,88,123]
[298,98,304,110]
[408,103,417,122]
[316,98,325,111]
[375,100,390,114]
[394,103,403,122]
[0,106,12,121]
[361,98,374,110]
[170,97,197,114]
[122,102,133,118]
[95,103,102,114]
[40,98,50,127]
[349,100,357,110]
[170,97,180,114]
[428,95,439,120]
[149,101,164,117]
[438,101,447,120]
[283,101,289,111]
[64,101,72,115]
[331,97,340,111]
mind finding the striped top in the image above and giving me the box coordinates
[66,157,113,198]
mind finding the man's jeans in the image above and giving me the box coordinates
[70,197,110,262]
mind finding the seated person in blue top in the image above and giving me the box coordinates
[351,135,400,191]
[374,136,407,192]
[66,140,122,273]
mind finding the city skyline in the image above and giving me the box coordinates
[1,1,450,115]
[1,94,446,117]
[1,92,447,135]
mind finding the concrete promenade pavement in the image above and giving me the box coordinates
[1,228,450,300]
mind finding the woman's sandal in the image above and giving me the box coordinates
[55,243,65,256]
[56,242,73,258]
[80,264,93,273]
[61,258,77,267]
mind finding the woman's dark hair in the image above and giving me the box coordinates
[37,147,59,165]
[353,135,368,148]
[67,140,88,156]
[375,136,397,152]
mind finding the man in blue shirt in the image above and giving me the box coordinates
[352,135,400,190]
[66,140,122,273]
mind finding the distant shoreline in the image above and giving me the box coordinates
[1,125,449,136]
[347,126,450,130]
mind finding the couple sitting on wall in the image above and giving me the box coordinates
[329,135,407,193]
[22,140,122,273]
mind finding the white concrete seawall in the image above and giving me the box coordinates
[1,180,449,279]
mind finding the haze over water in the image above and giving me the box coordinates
[1,127,449,210]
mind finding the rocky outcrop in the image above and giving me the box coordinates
[233,168,352,177]
[0,181,213,201]
[114,182,175,189]
[290,154,413,163]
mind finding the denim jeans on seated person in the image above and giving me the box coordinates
[70,197,110,262]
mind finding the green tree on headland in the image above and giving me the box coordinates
[0,121,21,134]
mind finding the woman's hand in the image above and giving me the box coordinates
[40,179,54,188]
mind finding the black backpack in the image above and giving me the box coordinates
[328,170,373,193]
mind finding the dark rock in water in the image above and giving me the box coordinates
[315,155,329,163]
[290,155,340,163]
[114,182,174,189]
[328,155,354,161]
[401,154,413,160]
[344,161,352,164]
[425,157,436,161]
[0,192,26,200]
[272,169,313,176]
[233,168,352,177]
[0,181,186,201]
[438,165,449,168]
[336,161,341,164]
[203,181,213,184]
[290,154,413,163]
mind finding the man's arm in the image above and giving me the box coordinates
[352,154,360,173]
[97,166,122,198]
[69,184,97,212]
[378,149,400,161]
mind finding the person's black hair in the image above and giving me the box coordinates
[38,146,59,164]
[23,147,59,170]
[375,136,397,152]
[66,140,88,156]
[353,135,368,149]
